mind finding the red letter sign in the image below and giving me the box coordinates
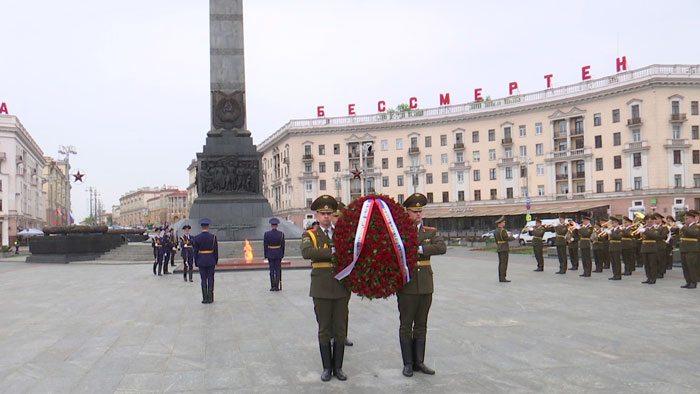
[582,65,591,80]
[348,104,356,115]
[474,88,483,101]
[409,97,418,109]
[378,101,386,112]
[616,56,627,72]
[544,74,553,88]
[509,82,519,95]
[439,93,451,106]
[0,102,7,115]
[317,106,325,117]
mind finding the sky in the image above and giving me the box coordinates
[1,0,699,222]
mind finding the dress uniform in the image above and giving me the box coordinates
[264,217,285,291]
[666,216,679,270]
[679,210,700,289]
[169,228,177,267]
[553,216,569,274]
[578,216,594,277]
[494,216,512,282]
[161,228,172,275]
[331,202,354,347]
[301,195,350,382]
[193,218,218,304]
[180,225,195,282]
[607,216,624,280]
[528,219,546,271]
[621,217,635,275]
[639,215,660,284]
[152,228,165,275]
[654,213,669,279]
[567,223,580,270]
[397,193,446,377]
[592,222,606,272]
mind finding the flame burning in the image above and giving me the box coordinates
[244,239,254,263]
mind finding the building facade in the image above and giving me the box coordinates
[187,159,198,210]
[117,186,186,228]
[258,64,700,232]
[0,115,46,245]
[43,157,69,226]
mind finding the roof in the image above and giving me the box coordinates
[423,201,609,219]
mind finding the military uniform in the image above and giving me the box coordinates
[567,225,580,270]
[607,218,623,280]
[397,193,446,377]
[152,229,165,275]
[264,217,285,291]
[592,224,607,272]
[667,216,680,270]
[655,215,669,278]
[639,218,659,284]
[494,216,512,282]
[578,218,593,277]
[193,218,218,304]
[679,211,700,289]
[529,222,546,271]
[301,195,350,382]
[180,225,194,282]
[553,220,569,274]
[161,229,172,274]
[621,219,635,275]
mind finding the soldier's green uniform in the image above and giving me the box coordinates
[679,210,700,289]
[301,195,350,382]
[655,215,669,278]
[529,221,546,271]
[592,224,607,272]
[567,225,580,270]
[640,218,660,284]
[621,219,635,275]
[608,217,623,280]
[667,216,680,270]
[494,216,512,282]
[398,193,446,377]
[553,219,569,274]
[578,218,593,277]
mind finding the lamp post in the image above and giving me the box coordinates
[58,145,77,224]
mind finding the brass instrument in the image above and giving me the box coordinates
[633,212,646,223]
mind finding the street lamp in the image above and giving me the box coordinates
[58,145,77,225]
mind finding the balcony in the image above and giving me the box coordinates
[545,147,592,161]
[298,171,318,179]
[556,174,569,181]
[302,154,314,161]
[571,127,584,136]
[348,152,360,159]
[497,157,520,167]
[449,161,471,170]
[453,142,465,150]
[670,113,687,123]
[663,138,691,149]
[350,188,362,194]
[572,171,585,180]
[408,147,420,154]
[404,165,426,174]
[16,155,22,163]
[623,140,650,152]
[627,117,642,126]
[554,131,567,139]
[501,137,513,145]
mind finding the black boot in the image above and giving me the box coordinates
[189,270,193,282]
[201,285,208,304]
[320,343,332,382]
[400,338,413,377]
[333,340,347,381]
[412,338,435,375]
[183,268,188,282]
[153,262,157,275]
[270,276,275,291]
[344,338,353,346]
[208,283,214,303]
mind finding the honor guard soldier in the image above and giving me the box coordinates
[301,195,350,382]
[607,216,624,280]
[654,213,669,279]
[193,218,218,304]
[553,215,569,274]
[679,210,700,289]
[264,218,285,291]
[666,215,679,270]
[639,214,659,284]
[152,227,165,275]
[169,228,177,267]
[567,220,580,270]
[160,227,172,275]
[529,218,546,271]
[180,225,194,282]
[398,193,446,377]
[331,201,354,347]
[592,221,606,273]
[621,216,635,275]
[494,216,513,282]
[578,216,593,277]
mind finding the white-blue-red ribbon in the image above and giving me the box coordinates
[376,198,410,284]
[335,198,375,280]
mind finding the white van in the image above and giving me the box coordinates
[518,218,571,246]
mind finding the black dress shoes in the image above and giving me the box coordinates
[608,276,621,280]
[499,279,511,283]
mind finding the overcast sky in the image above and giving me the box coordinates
[1,0,699,222]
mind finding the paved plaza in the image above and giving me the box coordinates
[1,248,700,393]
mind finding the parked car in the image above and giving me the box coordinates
[480,230,495,240]
[518,219,570,246]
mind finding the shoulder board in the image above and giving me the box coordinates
[306,229,316,234]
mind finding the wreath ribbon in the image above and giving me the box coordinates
[335,198,375,280]
[376,198,411,284]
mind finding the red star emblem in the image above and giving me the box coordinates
[351,168,362,179]
[73,171,85,183]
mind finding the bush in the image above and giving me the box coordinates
[0,246,9,253]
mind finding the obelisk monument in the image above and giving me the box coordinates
[187,0,301,241]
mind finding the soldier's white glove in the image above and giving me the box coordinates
[419,246,424,254]
[332,247,336,254]
[605,229,612,234]
[639,227,647,233]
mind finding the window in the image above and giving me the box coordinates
[319,180,326,190]
[473,170,480,181]
[473,151,480,162]
[397,194,404,204]
[632,129,641,142]
[319,162,326,173]
[397,157,403,168]
[506,187,514,199]
[441,154,448,164]
[489,149,496,161]
[594,135,602,148]
[442,192,449,202]
[424,136,432,148]
[306,198,312,208]
[334,144,340,154]
[693,126,699,140]
[305,180,313,191]
[535,122,543,135]
[426,173,433,184]
[672,101,680,115]
[596,180,604,193]
[519,125,526,137]
[397,175,404,186]
[594,113,601,126]
[489,168,496,180]
[426,193,433,203]
[410,156,418,166]
[631,104,640,119]
[633,177,641,190]
[381,140,388,151]
[633,153,642,167]
[455,133,463,144]
[614,156,621,169]
[537,185,545,196]
[674,150,682,165]
[488,129,495,141]
[537,164,544,176]
[319,145,325,155]
[412,174,419,187]
[334,161,341,172]
[304,163,312,172]
[519,146,527,157]
[425,155,432,165]
[441,172,448,183]
[382,176,389,187]
[396,138,403,150]
[674,174,682,188]
[673,125,681,139]
[304,145,312,155]
[694,174,700,188]
[490,189,497,200]
[474,190,481,201]
[536,143,543,156]
[613,132,621,146]
[440,135,447,146]
[505,167,513,179]
[504,148,513,158]
[692,101,699,116]
[456,152,464,163]
[612,109,620,123]
[596,158,603,171]
[615,179,622,192]
[382,158,389,169]
[457,171,464,182]
[694,150,700,164]
[410,136,419,149]
[472,131,479,143]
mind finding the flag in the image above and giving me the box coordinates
[70,214,74,224]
